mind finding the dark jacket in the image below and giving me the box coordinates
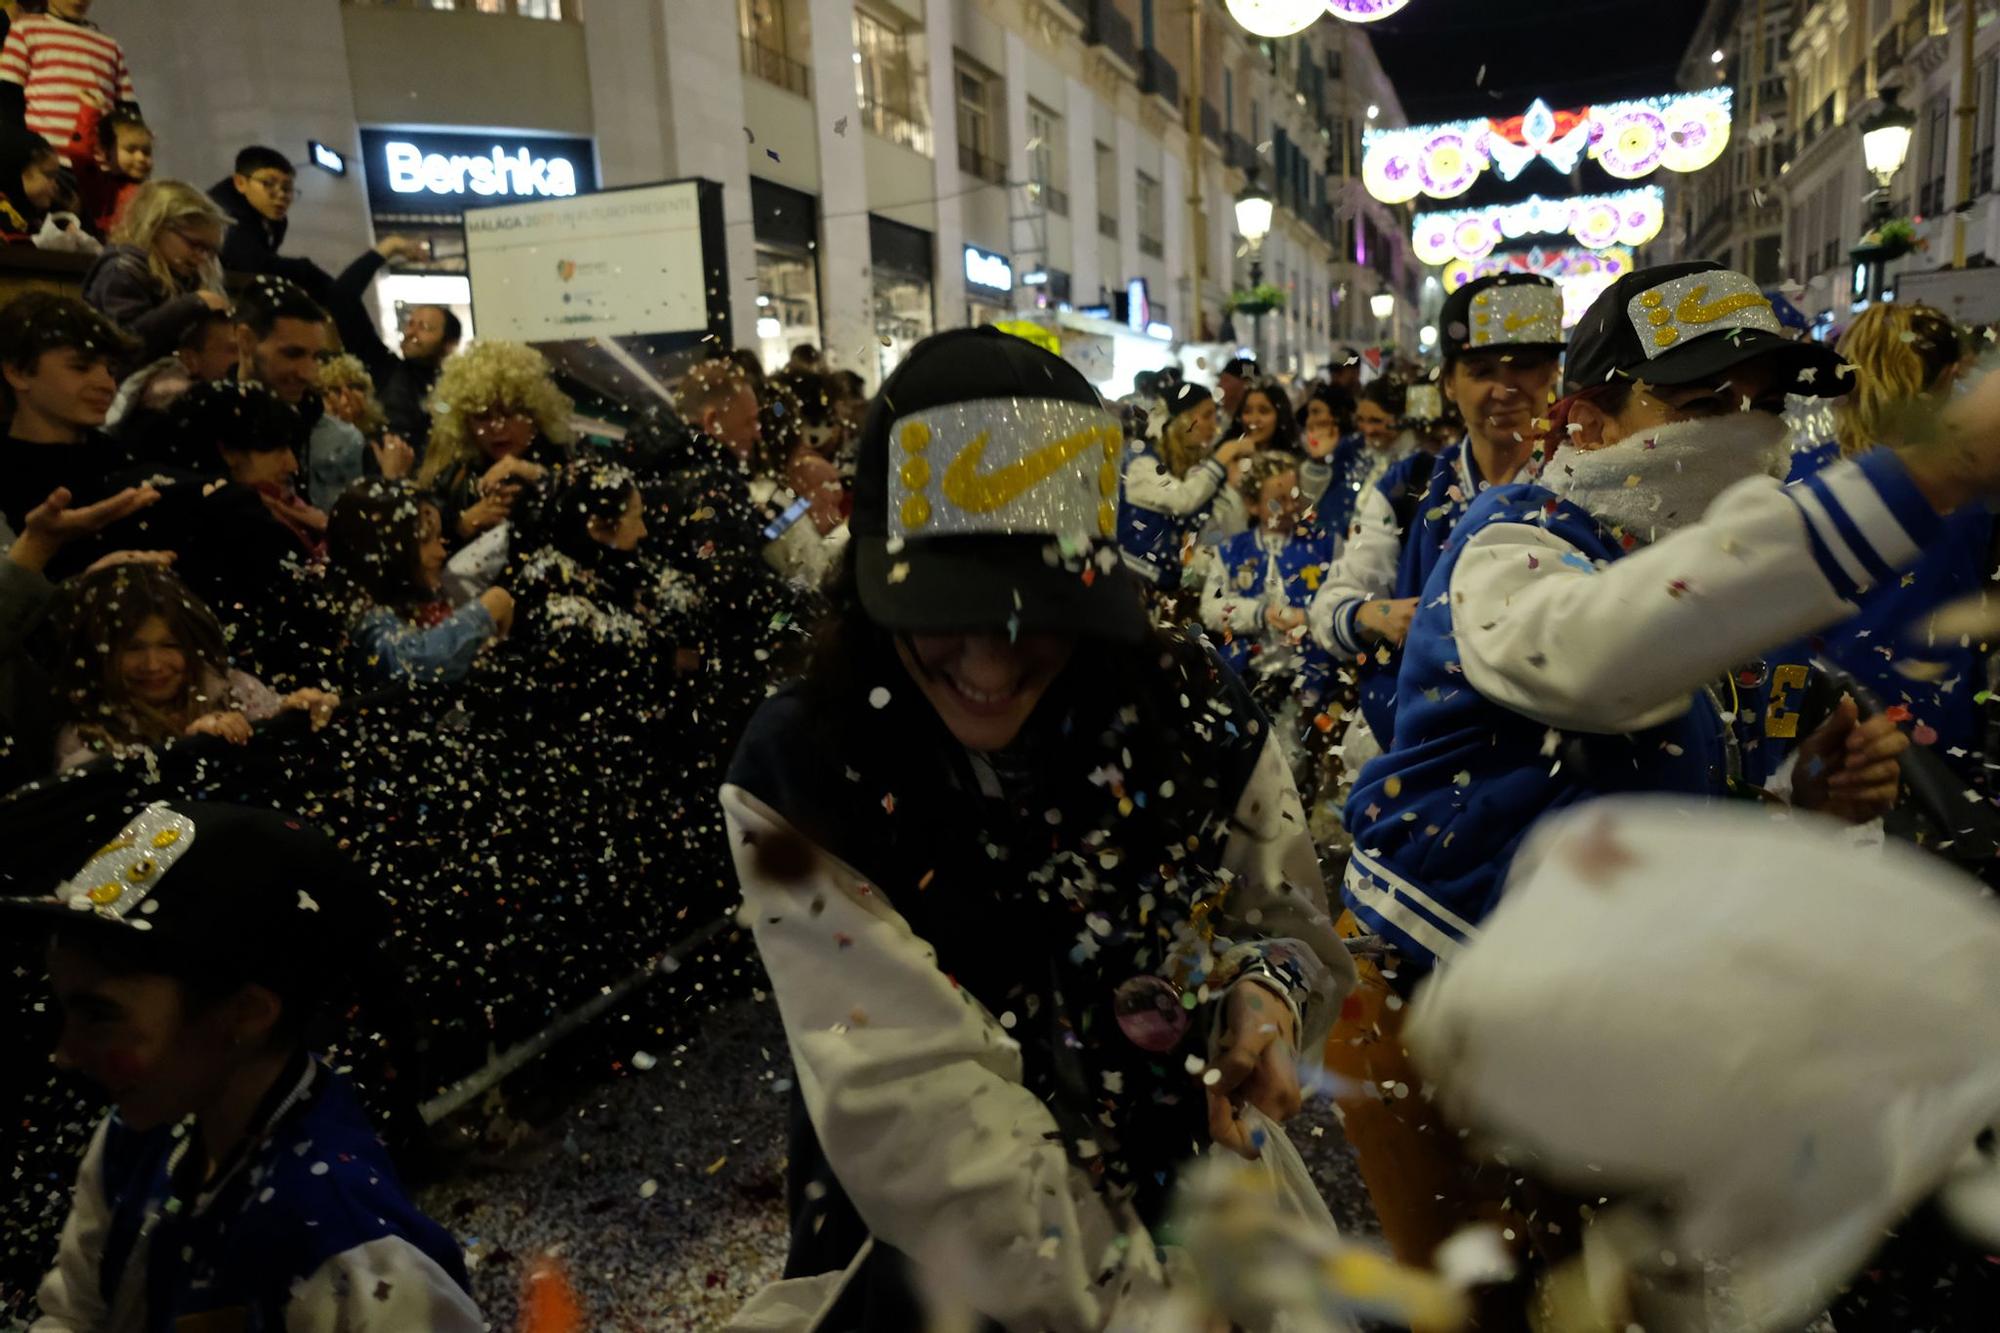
[82,244,214,364]
[209,175,335,296]
[325,251,443,453]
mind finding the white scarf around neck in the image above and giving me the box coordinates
[1539,412,1790,545]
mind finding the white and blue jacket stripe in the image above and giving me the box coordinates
[1342,447,1943,971]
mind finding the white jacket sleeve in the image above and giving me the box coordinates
[1308,484,1404,655]
[1123,453,1227,517]
[285,1237,484,1333]
[722,785,1154,1333]
[1452,453,1941,735]
[30,1119,113,1333]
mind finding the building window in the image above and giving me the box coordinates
[739,0,809,97]
[855,8,931,155]
[1979,57,1998,195]
[1920,93,1949,215]
[1095,141,1118,239]
[956,61,1005,183]
[347,0,573,13]
[1136,171,1163,257]
[1224,68,1234,134]
[1028,101,1067,216]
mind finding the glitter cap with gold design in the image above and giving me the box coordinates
[851,326,1148,642]
[1564,260,1848,397]
[1438,273,1566,360]
[0,800,384,993]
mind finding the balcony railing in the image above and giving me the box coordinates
[1139,233,1164,258]
[1141,49,1180,108]
[741,37,811,98]
[860,93,932,155]
[959,143,1008,184]
[1040,183,1070,216]
[1084,0,1137,68]
[1098,211,1119,238]
[1225,132,1255,171]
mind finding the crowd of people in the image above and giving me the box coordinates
[0,5,1995,1330]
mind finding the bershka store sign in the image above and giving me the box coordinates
[360,127,598,215]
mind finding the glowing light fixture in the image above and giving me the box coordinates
[1859,87,1916,186]
[1710,48,1725,64]
[1411,187,1665,265]
[1223,0,1326,37]
[1366,104,1380,120]
[1362,88,1732,203]
[1326,0,1415,21]
[1370,292,1396,320]
[1418,324,1438,349]
[1234,173,1274,245]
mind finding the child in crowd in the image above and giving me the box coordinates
[0,0,136,164]
[319,351,416,483]
[48,562,336,769]
[0,292,132,558]
[327,478,513,687]
[10,800,482,1330]
[82,179,229,362]
[170,380,327,560]
[1202,449,1337,797]
[0,124,60,241]
[104,305,235,434]
[67,93,149,237]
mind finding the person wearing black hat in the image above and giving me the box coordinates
[1307,273,1566,760]
[1215,353,1257,434]
[1331,260,2000,1274]
[1114,379,1256,593]
[11,801,481,1331]
[721,326,1351,1331]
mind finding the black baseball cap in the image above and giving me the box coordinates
[851,326,1147,643]
[1221,355,1258,379]
[0,800,386,999]
[1438,273,1566,359]
[1565,260,1848,397]
[1165,380,1212,419]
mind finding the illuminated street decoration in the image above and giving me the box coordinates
[1441,246,1635,328]
[1325,0,1415,19]
[1223,0,1328,37]
[1363,89,1732,203]
[1411,187,1664,265]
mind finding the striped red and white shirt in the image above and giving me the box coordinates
[0,15,135,164]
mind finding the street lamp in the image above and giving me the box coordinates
[1234,169,1275,359]
[1224,0,1325,38]
[1852,87,1917,306]
[1370,291,1396,330]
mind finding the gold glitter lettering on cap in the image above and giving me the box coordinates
[883,397,1121,546]
[1465,282,1562,348]
[1625,269,1779,358]
[54,805,197,923]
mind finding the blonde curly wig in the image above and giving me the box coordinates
[317,353,386,437]
[419,340,574,488]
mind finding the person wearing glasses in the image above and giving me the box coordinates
[81,179,229,363]
[208,146,418,308]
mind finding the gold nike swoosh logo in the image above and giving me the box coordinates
[1502,311,1543,332]
[941,425,1107,513]
[1674,284,1771,326]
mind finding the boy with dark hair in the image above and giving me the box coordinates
[209,146,419,306]
[9,801,483,1331]
[0,124,60,240]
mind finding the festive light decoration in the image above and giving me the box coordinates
[1362,89,1732,203]
[1326,0,1414,20]
[1441,246,1635,328]
[1224,0,1327,37]
[1411,187,1664,265]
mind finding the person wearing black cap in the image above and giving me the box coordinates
[1331,260,2000,1274]
[1114,378,1256,593]
[10,801,481,1330]
[1215,353,1257,434]
[721,325,1351,1331]
[1306,273,1566,760]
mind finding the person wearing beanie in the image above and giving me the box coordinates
[10,801,482,1331]
[1113,379,1255,593]
[1329,260,2000,1276]
[1307,273,1565,760]
[721,326,1351,1331]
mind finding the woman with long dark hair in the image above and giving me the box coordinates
[723,328,1350,1331]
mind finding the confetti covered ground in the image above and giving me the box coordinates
[417,994,1380,1331]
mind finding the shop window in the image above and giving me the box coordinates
[855,7,932,155]
[755,244,822,375]
[1028,101,1067,216]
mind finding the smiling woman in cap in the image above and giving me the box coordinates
[7,800,481,1331]
[720,326,1352,1331]
[1328,259,2000,1271]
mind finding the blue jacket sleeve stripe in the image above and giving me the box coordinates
[1799,471,1897,585]
[1784,486,1870,600]
[1846,446,1947,555]
[1343,848,1476,966]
